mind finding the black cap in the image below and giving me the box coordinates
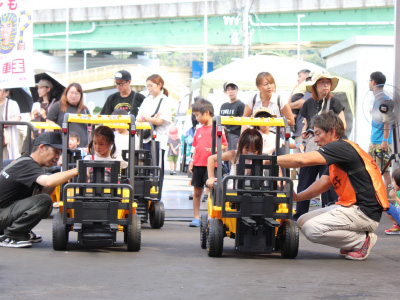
[113,70,131,81]
[33,132,63,150]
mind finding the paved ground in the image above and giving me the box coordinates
[1,171,400,299]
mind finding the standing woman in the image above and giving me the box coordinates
[137,74,173,183]
[46,83,89,147]
[31,79,55,122]
[243,72,294,126]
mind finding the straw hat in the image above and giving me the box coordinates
[306,72,339,93]
[253,108,276,118]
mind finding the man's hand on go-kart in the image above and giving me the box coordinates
[292,191,299,202]
[206,177,217,189]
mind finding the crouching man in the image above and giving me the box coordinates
[0,132,78,248]
[277,111,389,260]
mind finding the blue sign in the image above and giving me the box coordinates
[192,61,213,79]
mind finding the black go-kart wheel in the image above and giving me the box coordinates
[52,212,68,251]
[200,214,208,249]
[278,219,299,259]
[207,218,224,257]
[149,201,165,229]
[127,214,141,252]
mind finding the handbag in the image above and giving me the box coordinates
[2,99,8,146]
[142,98,164,139]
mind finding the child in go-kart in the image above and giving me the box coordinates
[84,125,127,182]
[206,128,263,190]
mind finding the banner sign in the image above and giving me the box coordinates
[0,0,34,88]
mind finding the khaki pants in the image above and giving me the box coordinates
[298,205,379,250]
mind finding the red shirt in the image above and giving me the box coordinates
[192,125,227,166]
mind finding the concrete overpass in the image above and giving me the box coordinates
[33,0,395,53]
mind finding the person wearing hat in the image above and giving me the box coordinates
[100,70,145,117]
[32,79,55,122]
[294,71,347,220]
[0,132,78,248]
[277,111,388,261]
[167,126,181,175]
[220,81,245,151]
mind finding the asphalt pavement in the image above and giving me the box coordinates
[1,171,400,299]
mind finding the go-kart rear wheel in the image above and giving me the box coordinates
[207,218,224,257]
[200,214,208,249]
[127,214,141,252]
[149,201,165,229]
[279,219,299,259]
[52,212,68,251]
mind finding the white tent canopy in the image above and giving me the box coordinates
[190,54,355,116]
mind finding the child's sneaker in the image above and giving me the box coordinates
[189,218,201,227]
[345,233,377,261]
[385,224,400,235]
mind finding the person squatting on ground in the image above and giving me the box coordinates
[384,168,400,234]
[188,98,227,227]
[206,128,263,190]
[277,111,389,261]
[0,132,78,248]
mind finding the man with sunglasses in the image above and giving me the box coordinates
[100,70,145,117]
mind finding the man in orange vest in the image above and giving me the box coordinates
[278,111,389,261]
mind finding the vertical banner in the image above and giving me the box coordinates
[0,0,34,88]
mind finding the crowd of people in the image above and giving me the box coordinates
[0,69,398,262]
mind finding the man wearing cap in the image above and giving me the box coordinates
[293,72,346,220]
[219,82,245,150]
[100,70,145,117]
[0,132,78,248]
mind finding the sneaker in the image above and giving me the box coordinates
[170,170,174,175]
[0,237,32,248]
[28,231,43,243]
[385,224,400,235]
[189,218,201,227]
[345,233,377,261]
[202,194,208,202]
[188,193,193,200]
[339,249,351,256]
[173,171,176,175]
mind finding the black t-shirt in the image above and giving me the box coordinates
[299,96,344,130]
[318,139,383,222]
[47,102,89,147]
[100,91,145,117]
[219,100,245,136]
[0,157,45,208]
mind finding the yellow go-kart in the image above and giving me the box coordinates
[201,116,299,258]
[53,113,140,251]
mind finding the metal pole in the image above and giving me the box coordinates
[203,0,208,75]
[297,14,305,61]
[393,2,400,170]
[242,0,252,59]
[65,8,69,83]
[83,50,88,74]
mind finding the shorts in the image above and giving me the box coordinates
[191,166,208,187]
[368,143,392,172]
[167,155,178,162]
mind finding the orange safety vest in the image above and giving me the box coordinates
[329,139,389,211]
